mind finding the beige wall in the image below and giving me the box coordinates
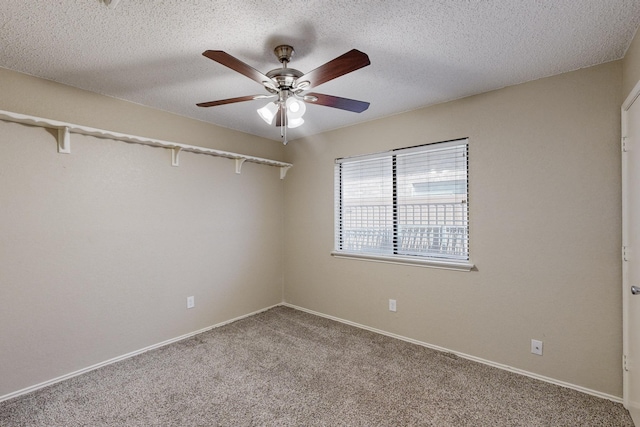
[0,70,285,397]
[283,61,623,397]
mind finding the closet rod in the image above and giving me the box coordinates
[0,110,292,179]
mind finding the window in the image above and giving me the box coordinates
[333,138,472,270]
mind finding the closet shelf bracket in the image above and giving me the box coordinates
[171,147,182,167]
[235,158,246,174]
[280,166,291,179]
[57,127,71,154]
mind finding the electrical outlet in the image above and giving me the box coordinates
[531,339,543,356]
[389,299,397,312]
[187,296,195,309]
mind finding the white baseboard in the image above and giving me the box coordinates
[0,303,281,403]
[282,303,623,404]
[2,302,622,405]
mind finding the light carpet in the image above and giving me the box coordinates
[0,306,633,426]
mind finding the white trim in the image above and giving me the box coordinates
[0,109,292,178]
[283,303,623,404]
[331,251,474,271]
[0,303,281,403]
[621,80,640,411]
[623,79,640,112]
[623,97,630,410]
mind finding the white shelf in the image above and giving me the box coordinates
[0,110,292,179]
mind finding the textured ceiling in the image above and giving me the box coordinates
[1,1,640,142]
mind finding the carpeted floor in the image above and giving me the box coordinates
[0,306,634,426]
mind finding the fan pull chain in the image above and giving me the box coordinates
[280,103,288,145]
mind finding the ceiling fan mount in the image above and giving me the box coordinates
[273,44,295,65]
[196,44,371,143]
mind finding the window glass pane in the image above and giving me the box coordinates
[396,145,468,260]
[339,157,393,254]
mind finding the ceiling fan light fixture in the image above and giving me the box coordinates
[286,97,306,120]
[287,117,304,129]
[257,102,278,125]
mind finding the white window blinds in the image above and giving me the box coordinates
[334,139,469,263]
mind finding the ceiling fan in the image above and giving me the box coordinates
[197,45,371,144]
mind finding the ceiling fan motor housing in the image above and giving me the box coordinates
[266,68,303,92]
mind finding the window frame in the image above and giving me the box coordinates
[331,138,474,271]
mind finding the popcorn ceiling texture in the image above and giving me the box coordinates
[0,1,639,141]
[0,307,633,426]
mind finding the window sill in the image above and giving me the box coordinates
[330,251,475,271]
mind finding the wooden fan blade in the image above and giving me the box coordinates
[306,93,370,113]
[197,95,260,108]
[203,50,272,86]
[297,49,370,89]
